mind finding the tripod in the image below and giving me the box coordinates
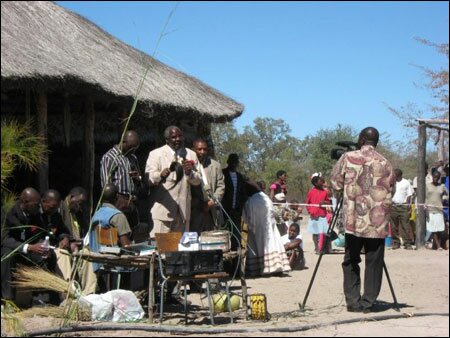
[299,192,400,312]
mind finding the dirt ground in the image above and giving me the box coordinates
[2,217,449,337]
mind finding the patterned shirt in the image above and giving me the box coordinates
[330,145,395,239]
[100,145,139,196]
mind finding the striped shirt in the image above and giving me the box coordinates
[100,145,139,195]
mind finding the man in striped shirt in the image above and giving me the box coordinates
[100,130,142,228]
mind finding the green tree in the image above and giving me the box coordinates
[211,122,249,168]
[302,124,357,176]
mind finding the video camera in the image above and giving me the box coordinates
[330,141,359,160]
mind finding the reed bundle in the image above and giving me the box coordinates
[11,265,79,298]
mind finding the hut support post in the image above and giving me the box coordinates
[36,91,49,192]
[83,96,95,216]
[416,122,427,248]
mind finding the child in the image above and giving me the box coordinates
[306,174,331,254]
[281,223,305,270]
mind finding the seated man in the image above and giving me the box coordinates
[281,223,305,270]
[1,188,57,303]
[89,183,132,292]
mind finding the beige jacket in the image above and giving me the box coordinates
[145,145,201,230]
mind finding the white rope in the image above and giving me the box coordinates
[272,202,448,209]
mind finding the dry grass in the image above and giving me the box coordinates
[17,300,91,322]
[11,265,79,298]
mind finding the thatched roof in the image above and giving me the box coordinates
[1,1,244,121]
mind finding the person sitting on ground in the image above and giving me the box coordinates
[281,223,305,270]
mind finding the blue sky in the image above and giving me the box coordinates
[58,1,449,145]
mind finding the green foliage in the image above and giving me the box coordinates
[301,124,357,177]
[211,119,432,201]
[1,119,48,191]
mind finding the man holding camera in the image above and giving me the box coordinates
[330,127,395,313]
[145,126,201,237]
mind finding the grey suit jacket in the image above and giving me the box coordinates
[190,157,225,232]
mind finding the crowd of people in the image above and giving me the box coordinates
[1,125,448,314]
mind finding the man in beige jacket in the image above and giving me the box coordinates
[145,126,201,237]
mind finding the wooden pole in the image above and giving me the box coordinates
[416,122,427,248]
[36,91,49,192]
[83,96,95,219]
[25,88,31,121]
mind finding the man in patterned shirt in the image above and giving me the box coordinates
[330,127,395,313]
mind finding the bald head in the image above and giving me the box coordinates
[358,127,379,147]
[42,189,62,215]
[164,126,184,150]
[121,130,140,154]
[102,183,118,204]
[19,187,41,215]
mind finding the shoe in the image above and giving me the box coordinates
[362,306,372,314]
[346,304,364,313]
[403,245,414,250]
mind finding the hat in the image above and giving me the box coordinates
[274,193,286,201]
[310,172,322,180]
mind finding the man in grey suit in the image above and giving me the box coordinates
[145,126,201,237]
[190,138,225,234]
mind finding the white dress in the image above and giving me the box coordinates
[243,192,291,277]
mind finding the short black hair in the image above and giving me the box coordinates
[311,175,321,185]
[290,223,300,233]
[68,186,87,197]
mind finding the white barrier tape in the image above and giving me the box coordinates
[272,202,448,209]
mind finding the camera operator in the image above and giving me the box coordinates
[330,127,395,313]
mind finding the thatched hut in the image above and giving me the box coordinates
[1,1,244,204]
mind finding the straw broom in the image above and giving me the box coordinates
[11,265,80,298]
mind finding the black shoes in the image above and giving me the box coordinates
[347,304,371,313]
[346,304,364,312]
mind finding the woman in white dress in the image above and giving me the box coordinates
[243,183,291,277]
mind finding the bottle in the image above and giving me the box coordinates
[41,236,50,258]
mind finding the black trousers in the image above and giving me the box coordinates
[342,234,385,309]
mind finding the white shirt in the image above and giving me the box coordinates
[392,178,414,204]
[281,233,303,249]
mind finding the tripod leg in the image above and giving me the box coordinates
[300,193,343,310]
[383,261,400,312]
[299,253,324,310]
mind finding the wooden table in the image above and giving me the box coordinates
[75,250,247,323]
